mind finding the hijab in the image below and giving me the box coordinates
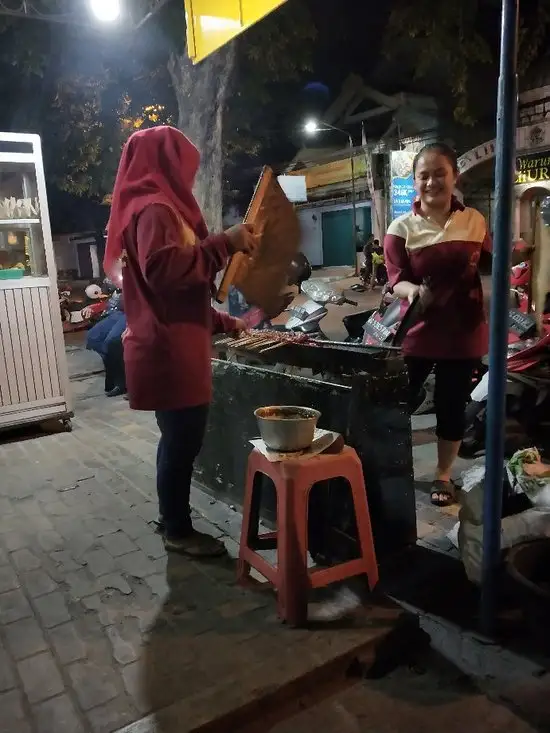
[103,126,208,284]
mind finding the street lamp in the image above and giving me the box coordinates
[304,119,358,273]
[89,0,121,22]
[304,120,319,135]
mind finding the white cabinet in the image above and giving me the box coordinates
[0,133,71,430]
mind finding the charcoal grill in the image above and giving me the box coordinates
[210,329,412,566]
[213,329,402,378]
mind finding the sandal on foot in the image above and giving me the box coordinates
[430,480,457,507]
[163,530,226,558]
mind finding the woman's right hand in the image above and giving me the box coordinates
[411,283,433,310]
[225,223,260,256]
[407,284,421,304]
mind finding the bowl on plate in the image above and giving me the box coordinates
[254,405,321,452]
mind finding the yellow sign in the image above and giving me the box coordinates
[288,157,367,190]
[185,0,287,64]
[516,154,550,185]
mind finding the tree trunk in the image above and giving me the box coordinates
[167,44,236,232]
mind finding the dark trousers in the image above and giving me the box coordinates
[155,405,209,539]
[406,357,477,442]
[87,312,127,392]
[104,336,126,393]
[87,311,126,357]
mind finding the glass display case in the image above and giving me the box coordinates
[0,133,71,430]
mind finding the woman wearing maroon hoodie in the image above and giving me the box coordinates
[104,126,257,557]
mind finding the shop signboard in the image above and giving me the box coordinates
[185,0,287,64]
[287,157,367,190]
[515,152,550,185]
[390,151,416,220]
[457,120,550,176]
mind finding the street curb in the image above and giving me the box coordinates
[114,600,409,733]
[70,369,104,382]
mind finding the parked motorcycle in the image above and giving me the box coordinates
[84,281,122,322]
[342,286,437,414]
[343,283,395,342]
[510,260,550,318]
[59,281,109,332]
[271,280,357,339]
[460,310,550,458]
[242,280,358,339]
[228,252,312,330]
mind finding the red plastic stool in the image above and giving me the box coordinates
[237,445,379,626]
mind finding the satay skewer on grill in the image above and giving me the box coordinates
[213,329,314,354]
[258,341,288,353]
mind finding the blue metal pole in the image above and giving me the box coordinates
[480,0,519,634]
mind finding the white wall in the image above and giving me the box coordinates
[297,209,323,266]
[53,236,78,274]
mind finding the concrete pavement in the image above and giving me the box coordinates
[1,272,525,733]
[1,372,547,733]
[0,377,403,733]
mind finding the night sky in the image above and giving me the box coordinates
[8,0,550,230]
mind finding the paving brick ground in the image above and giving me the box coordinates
[0,376,402,733]
[0,331,487,733]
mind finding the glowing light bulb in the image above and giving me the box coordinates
[304,120,319,135]
[89,0,121,23]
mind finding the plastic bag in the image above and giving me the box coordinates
[454,455,550,584]
[506,447,550,508]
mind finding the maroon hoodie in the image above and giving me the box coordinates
[104,127,238,412]
[122,205,237,411]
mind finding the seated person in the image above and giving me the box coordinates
[86,291,127,396]
[370,240,385,288]
[362,239,373,281]
[104,331,126,397]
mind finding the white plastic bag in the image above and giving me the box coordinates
[454,456,550,584]
[507,447,550,508]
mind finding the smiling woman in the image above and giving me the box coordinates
[384,142,492,507]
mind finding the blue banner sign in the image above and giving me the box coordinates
[390,151,416,220]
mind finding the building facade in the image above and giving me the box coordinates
[459,84,550,243]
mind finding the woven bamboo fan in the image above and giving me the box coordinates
[216,166,300,315]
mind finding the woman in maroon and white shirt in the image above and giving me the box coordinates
[384,143,491,506]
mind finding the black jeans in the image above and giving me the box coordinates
[406,357,477,442]
[155,405,209,539]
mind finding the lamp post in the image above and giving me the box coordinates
[304,120,358,273]
[480,0,519,635]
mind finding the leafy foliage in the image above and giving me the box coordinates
[385,0,550,124]
[226,0,316,159]
[0,0,316,205]
[223,1,316,204]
